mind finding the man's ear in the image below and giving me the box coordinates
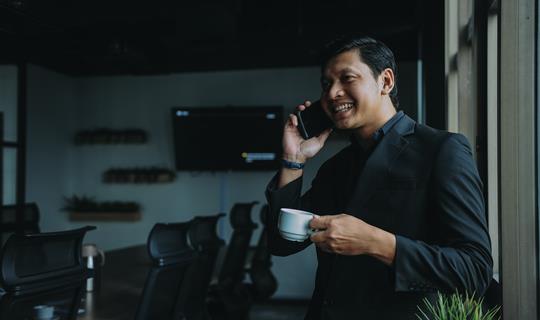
[380,68,395,95]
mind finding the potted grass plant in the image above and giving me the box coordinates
[416,292,500,320]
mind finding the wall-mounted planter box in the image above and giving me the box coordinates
[103,168,176,184]
[69,211,141,221]
[63,196,141,222]
[74,128,147,145]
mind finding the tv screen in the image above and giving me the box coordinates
[172,106,283,171]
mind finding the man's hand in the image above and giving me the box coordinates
[282,101,332,163]
[278,100,332,188]
[309,214,397,265]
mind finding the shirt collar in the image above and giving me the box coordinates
[351,110,405,151]
[372,110,404,142]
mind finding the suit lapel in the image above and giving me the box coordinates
[345,115,415,216]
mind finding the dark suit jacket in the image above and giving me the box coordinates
[266,115,493,320]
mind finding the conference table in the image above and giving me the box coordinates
[77,245,151,320]
[76,244,229,320]
[77,245,161,320]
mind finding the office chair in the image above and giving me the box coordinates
[0,226,95,320]
[136,221,197,320]
[183,213,226,320]
[217,202,258,290]
[187,214,225,251]
[139,214,225,320]
[208,202,259,320]
[247,204,277,301]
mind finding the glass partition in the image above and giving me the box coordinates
[0,65,19,206]
[3,148,16,205]
[0,66,18,142]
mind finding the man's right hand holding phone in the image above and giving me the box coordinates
[278,100,333,188]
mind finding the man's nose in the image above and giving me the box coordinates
[328,83,344,99]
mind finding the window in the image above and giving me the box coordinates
[0,65,19,205]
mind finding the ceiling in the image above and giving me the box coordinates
[0,0,440,76]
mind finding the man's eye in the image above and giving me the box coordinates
[343,75,355,82]
[320,80,331,91]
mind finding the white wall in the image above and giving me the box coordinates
[24,62,417,299]
[26,65,79,233]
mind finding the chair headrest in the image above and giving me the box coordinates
[189,213,225,250]
[230,202,258,229]
[0,226,95,293]
[147,221,195,266]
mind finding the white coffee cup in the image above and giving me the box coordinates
[33,305,54,320]
[278,208,315,242]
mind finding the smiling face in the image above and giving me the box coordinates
[320,49,396,138]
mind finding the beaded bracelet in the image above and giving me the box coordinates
[281,159,305,170]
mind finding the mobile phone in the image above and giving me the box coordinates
[295,101,334,140]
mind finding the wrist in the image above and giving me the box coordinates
[281,159,305,170]
[369,227,396,266]
[282,153,307,164]
[278,165,303,188]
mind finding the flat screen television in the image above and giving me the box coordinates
[172,106,283,171]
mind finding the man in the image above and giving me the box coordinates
[265,36,493,319]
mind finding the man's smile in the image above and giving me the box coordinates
[332,103,354,113]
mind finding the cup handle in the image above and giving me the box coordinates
[98,249,105,266]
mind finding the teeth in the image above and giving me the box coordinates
[334,103,353,113]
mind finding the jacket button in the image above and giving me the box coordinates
[323,299,334,306]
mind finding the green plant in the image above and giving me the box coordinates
[416,292,500,320]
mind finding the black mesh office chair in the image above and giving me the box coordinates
[188,214,225,251]
[247,204,277,301]
[0,203,40,246]
[208,202,258,320]
[0,226,95,320]
[217,202,258,290]
[181,214,226,320]
[136,221,197,320]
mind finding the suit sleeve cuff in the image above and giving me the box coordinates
[265,172,303,209]
[393,234,410,291]
[393,235,438,293]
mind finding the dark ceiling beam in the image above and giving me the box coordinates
[0,0,436,76]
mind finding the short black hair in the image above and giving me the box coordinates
[320,35,399,108]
